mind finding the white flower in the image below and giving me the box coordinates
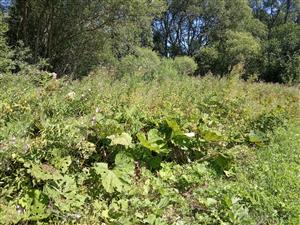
[66,91,76,100]
[185,132,196,138]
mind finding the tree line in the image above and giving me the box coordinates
[0,0,299,83]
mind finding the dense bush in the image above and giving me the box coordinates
[0,67,299,224]
[118,48,198,80]
[262,23,300,84]
[118,48,161,79]
[173,56,197,76]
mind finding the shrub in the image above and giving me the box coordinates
[155,58,179,80]
[283,55,300,84]
[117,48,161,79]
[173,56,197,76]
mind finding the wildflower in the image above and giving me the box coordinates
[66,91,76,100]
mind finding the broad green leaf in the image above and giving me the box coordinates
[114,152,135,186]
[94,163,123,193]
[211,153,234,172]
[102,170,123,193]
[108,132,132,147]
[206,198,218,206]
[166,119,185,136]
[53,156,72,174]
[115,152,135,176]
[248,131,265,145]
[29,190,50,221]
[137,132,168,154]
[44,175,86,212]
[202,130,224,142]
[147,129,164,143]
[144,214,157,224]
[29,164,62,181]
[94,162,109,174]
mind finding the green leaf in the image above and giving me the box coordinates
[53,156,72,174]
[44,175,86,212]
[144,214,157,224]
[115,152,135,176]
[29,164,62,181]
[94,163,123,193]
[202,130,224,142]
[137,131,168,154]
[248,131,264,145]
[211,153,234,172]
[206,198,218,206]
[166,119,185,137]
[108,132,132,147]
[148,129,164,143]
[102,170,123,193]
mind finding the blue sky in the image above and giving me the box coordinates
[1,0,10,8]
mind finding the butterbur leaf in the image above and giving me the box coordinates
[29,190,50,221]
[202,130,224,142]
[211,153,234,173]
[147,129,164,143]
[29,164,62,181]
[53,156,72,173]
[137,131,168,154]
[108,132,132,148]
[44,175,85,212]
[248,131,265,145]
[102,170,123,193]
[166,119,185,137]
[115,152,135,176]
[137,132,152,149]
[94,163,123,193]
[94,163,109,174]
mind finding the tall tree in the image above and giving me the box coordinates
[249,0,300,82]
[0,11,13,73]
[153,0,265,76]
[8,0,165,76]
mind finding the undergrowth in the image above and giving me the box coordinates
[0,68,299,224]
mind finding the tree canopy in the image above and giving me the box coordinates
[0,0,299,83]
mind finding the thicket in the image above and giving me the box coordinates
[0,58,299,224]
[1,0,299,83]
[0,1,300,224]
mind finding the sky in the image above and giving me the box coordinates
[0,0,10,8]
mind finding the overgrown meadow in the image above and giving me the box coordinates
[0,54,299,224]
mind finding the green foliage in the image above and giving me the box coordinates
[197,31,261,76]
[224,31,261,67]
[0,12,13,73]
[173,56,198,76]
[7,0,166,76]
[0,67,299,224]
[118,48,161,79]
[118,48,197,80]
[152,0,299,83]
[263,23,300,83]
